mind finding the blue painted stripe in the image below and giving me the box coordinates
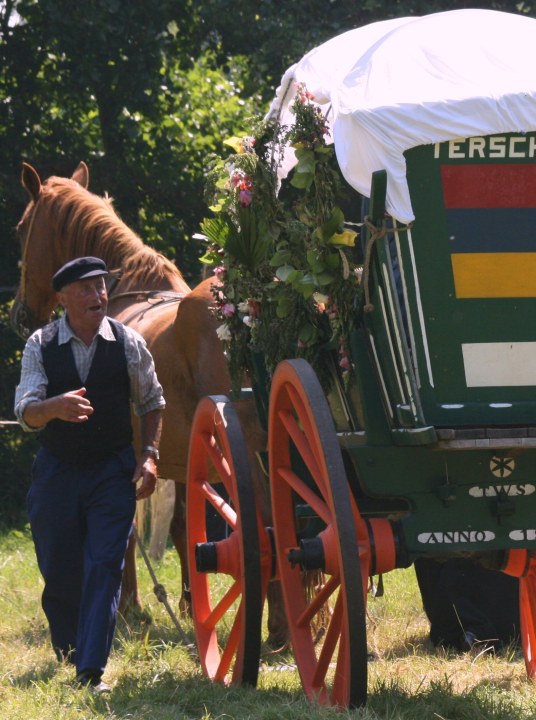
[446,208,536,254]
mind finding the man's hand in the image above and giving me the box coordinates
[132,452,158,500]
[23,387,93,427]
[54,388,94,422]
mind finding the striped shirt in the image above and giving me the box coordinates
[14,314,165,432]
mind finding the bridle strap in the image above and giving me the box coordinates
[20,195,42,305]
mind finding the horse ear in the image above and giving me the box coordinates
[71,161,89,189]
[21,163,42,202]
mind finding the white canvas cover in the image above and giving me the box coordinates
[267,9,536,223]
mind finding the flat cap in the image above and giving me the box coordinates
[52,256,108,291]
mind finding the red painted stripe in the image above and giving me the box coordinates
[441,164,536,209]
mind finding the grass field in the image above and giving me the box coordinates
[1,526,536,720]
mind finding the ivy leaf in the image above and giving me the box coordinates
[306,249,318,265]
[276,297,293,318]
[270,249,292,266]
[302,284,315,299]
[325,253,340,270]
[311,259,326,273]
[294,147,317,173]
[315,271,335,286]
[300,273,314,285]
[276,264,296,282]
[290,172,314,190]
[285,269,302,284]
[299,323,314,343]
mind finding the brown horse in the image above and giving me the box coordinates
[11,162,288,645]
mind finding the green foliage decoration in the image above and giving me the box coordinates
[201,84,362,395]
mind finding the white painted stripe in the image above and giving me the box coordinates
[369,332,394,418]
[382,263,418,419]
[394,221,421,388]
[378,284,406,403]
[462,342,536,387]
[407,229,434,388]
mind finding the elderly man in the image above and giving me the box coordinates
[14,256,164,692]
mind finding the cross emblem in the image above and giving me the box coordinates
[490,456,515,478]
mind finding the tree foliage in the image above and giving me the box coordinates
[0,0,534,522]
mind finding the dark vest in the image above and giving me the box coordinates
[39,317,133,464]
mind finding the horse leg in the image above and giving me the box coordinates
[266,581,291,649]
[169,481,191,616]
[119,523,143,616]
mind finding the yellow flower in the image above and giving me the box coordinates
[223,137,244,154]
[328,231,357,247]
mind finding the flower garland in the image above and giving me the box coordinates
[200,83,362,396]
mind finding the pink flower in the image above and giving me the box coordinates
[214,266,226,279]
[298,339,307,348]
[339,356,350,370]
[222,303,235,317]
[240,189,253,207]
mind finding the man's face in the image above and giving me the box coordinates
[57,276,108,330]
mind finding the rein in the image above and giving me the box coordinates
[19,196,42,306]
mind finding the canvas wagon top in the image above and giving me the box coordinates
[268,8,536,223]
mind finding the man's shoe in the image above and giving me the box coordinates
[77,672,112,693]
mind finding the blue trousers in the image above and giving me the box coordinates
[27,445,137,676]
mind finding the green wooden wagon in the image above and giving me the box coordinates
[185,11,536,710]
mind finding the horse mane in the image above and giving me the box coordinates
[40,176,183,286]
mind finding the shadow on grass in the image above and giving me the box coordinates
[10,659,59,688]
[369,676,536,720]
[92,671,322,720]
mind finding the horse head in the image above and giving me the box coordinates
[10,161,89,339]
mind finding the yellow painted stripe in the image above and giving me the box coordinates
[451,253,536,298]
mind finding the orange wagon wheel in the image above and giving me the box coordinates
[519,555,536,678]
[269,359,371,709]
[187,395,263,686]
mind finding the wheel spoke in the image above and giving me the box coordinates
[285,383,324,469]
[311,591,343,691]
[331,621,348,707]
[202,580,242,630]
[214,600,243,682]
[201,432,233,493]
[277,466,332,525]
[278,410,327,497]
[198,480,237,530]
[296,574,340,628]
